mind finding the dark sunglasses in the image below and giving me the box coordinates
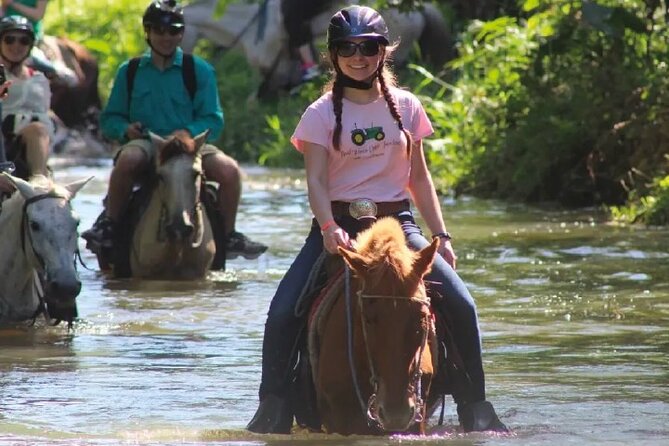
[2,35,33,46]
[151,25,183,36]
[336,40,381,58]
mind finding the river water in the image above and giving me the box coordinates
[0,159,667,446]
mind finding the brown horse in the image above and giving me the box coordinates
[39,35,104,153]
[313,217,440,435]
[40,35,101,128]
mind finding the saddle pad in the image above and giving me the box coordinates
[307,268,345,387]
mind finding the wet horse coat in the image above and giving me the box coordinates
[0,174,91,324]
[312,217,440,434]
[128,132,215,279]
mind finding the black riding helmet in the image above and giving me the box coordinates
[0,15,35,67]
[0,15,36,42]
[327,5,389,47]
[142,0,185,29]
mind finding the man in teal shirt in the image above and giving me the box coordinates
[83,0,267,261]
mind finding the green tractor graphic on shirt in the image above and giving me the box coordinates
[351,124,385,146]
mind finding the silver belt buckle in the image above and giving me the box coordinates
[349,198,378,220]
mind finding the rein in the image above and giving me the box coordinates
[344,265,433,430]
[20,191,71,326]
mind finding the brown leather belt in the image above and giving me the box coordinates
[331,199,410,220]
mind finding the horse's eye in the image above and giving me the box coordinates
[30,221,41,231]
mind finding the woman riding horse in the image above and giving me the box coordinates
[0,15,53,180]
[247,5,508,434]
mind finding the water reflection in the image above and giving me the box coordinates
[0,161,667,445]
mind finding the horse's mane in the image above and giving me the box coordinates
[354,217,416,280]
[158,131,198,164]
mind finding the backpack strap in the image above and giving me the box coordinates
[126,57,141,105]
[126,54,196,104]
[182,53,196,101]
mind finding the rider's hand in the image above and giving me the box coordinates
[0,175,15,194]
[0,80,11,99]
[438,238,457,270]
[126,122,145,140]
[322,224,352,255]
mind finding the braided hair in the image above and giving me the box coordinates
[326,45,413,158]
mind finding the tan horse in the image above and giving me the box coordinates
[314,217,440,434]
[182,0,451,98]
[128,131,215,280]
[0,174,91,325]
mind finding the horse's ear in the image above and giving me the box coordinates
[413,237,439,279]
[338,246,368,276]
[2,173,36,200]
[149,131,167,147]
[63,176,94,199]
[193,129,210,151]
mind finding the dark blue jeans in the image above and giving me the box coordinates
[258,213,486,403]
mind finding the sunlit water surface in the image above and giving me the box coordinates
[0,159,667,445]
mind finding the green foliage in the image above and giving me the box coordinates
[44,0,147,99]
[209,47,315,165]
[611,173,669,225]
[416,0,669,210]
[40,0,669,225]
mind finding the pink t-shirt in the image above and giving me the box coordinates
[291,86,434,202]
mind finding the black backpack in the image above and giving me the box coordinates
[126,53,196,103]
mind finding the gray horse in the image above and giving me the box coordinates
[0,174,91,325]
[182,0,451,98]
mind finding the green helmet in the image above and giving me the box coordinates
[142,0,185,28]
[0,15,36,41]
[327,6,389,47]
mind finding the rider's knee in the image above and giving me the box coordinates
[114,146,149,176]
[18,122,50,144]
[203,152,241,184]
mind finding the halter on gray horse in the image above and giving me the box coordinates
[0,174,91,325]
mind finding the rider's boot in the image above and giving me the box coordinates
[81,214,115,255]
[246,394,293,434]
[226,230,268,260]
[457,400,509,433]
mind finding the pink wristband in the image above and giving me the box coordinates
[320,220,336,232]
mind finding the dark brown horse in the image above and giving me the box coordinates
[40,35,101,135]
[313,217,440,434]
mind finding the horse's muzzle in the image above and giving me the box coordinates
[166,213,195,242]
[44,278,81,322]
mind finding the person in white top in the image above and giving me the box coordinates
[0,15,52,179]
[247,5,509,435]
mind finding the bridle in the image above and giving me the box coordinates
[155,156,205,249]
[344,265,435,431]
[20,191,77,326]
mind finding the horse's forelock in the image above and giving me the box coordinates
[158,134,197,165]
[355,218,415,278]
[27,175,70,199]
